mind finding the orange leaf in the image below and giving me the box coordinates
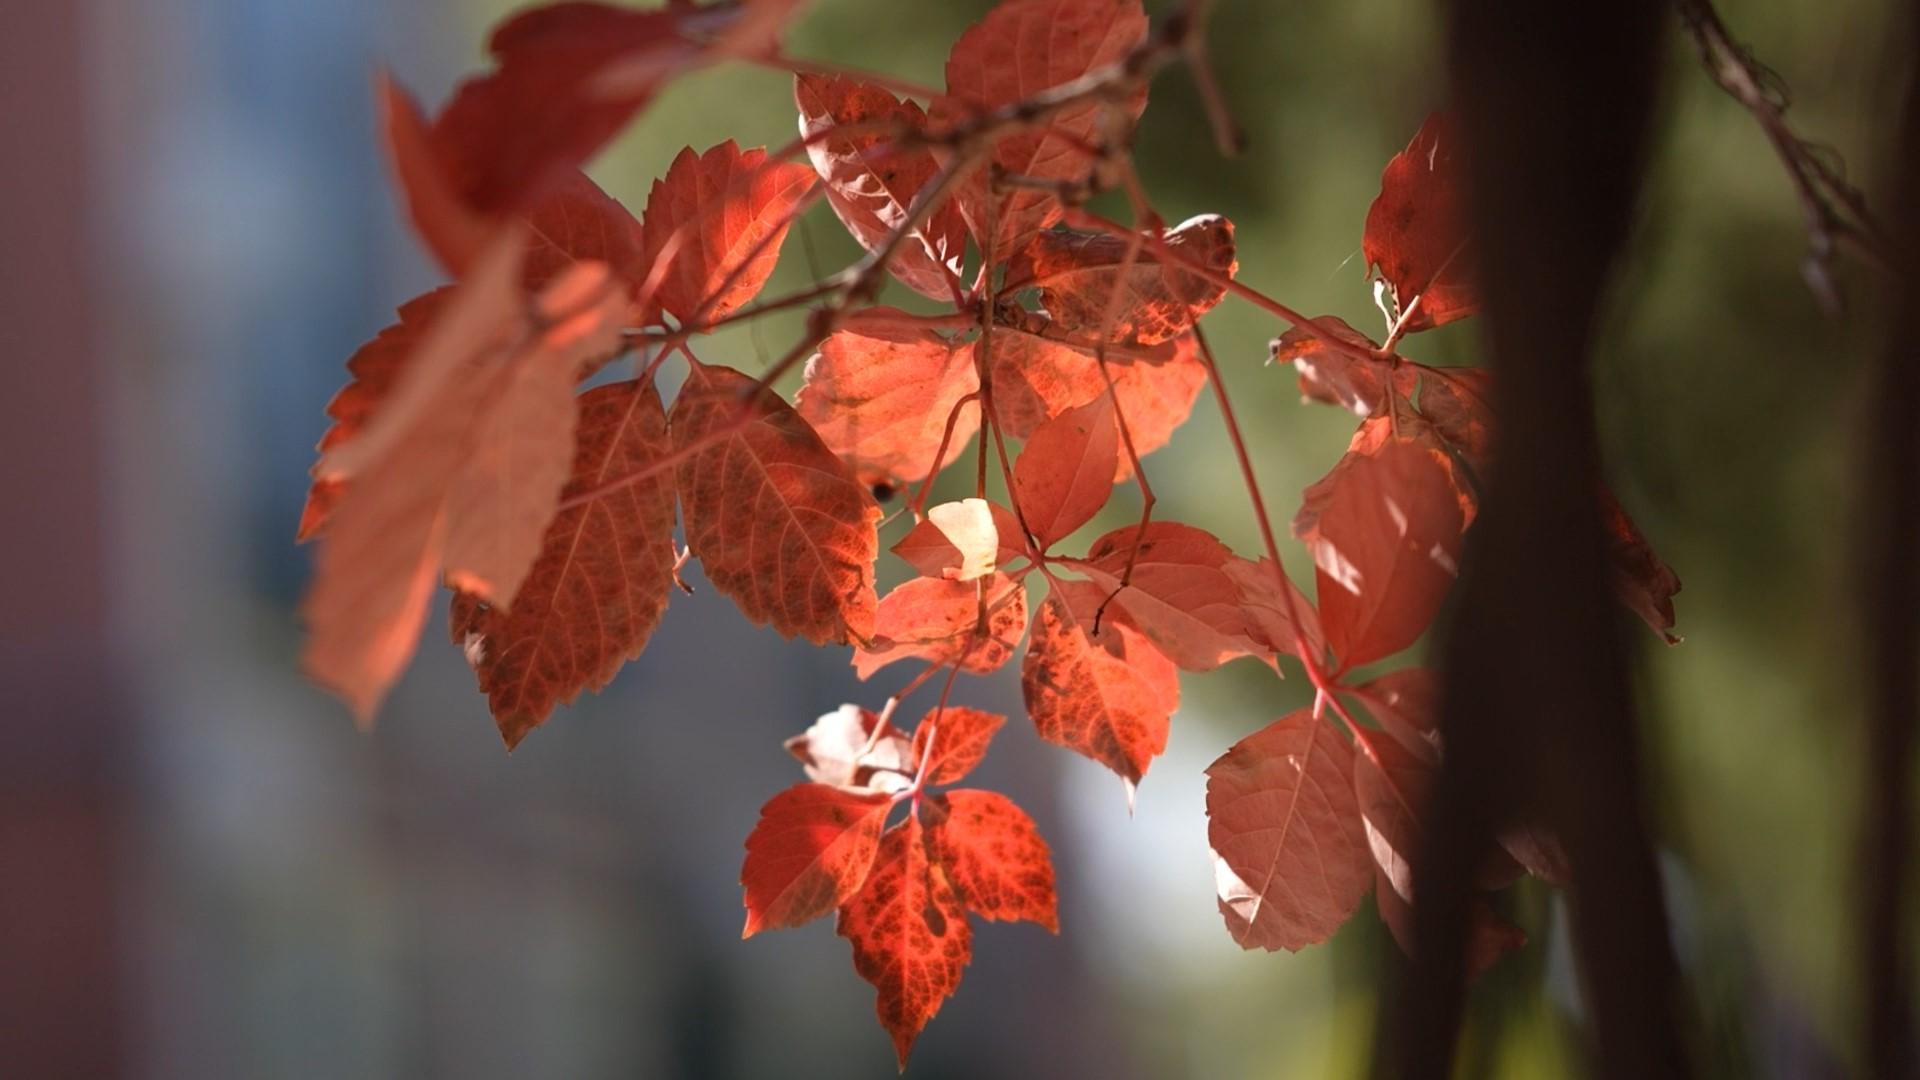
[794,73,966,301]
[1073,521,1271,672]
[639,141,815,324]
[1364,111,1477,331]
[796,313,979,487]
[853,573,1027,680]
[1224,556,1326,668]
[1021,590,1179,787]
[908,707,1007,787]
[1012,392,1118,548]
[837,817,972,1069]
[442,262,625,608]
[1205,709,1370,951]
[742,783,892,937]
[450,378,677,748]
[926,789,1059,931]
[1297,437,1466,673]
[1003,215,1236,345]
[671,361,881,644]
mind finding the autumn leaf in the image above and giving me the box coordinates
[908,706,1006,786]
[784,704,915,794]
[1021,590,1180,787]
[1297,437,1466,673]
[926,499,999,581]
[925,789,1059,930]
[795,314,979,488]
[672,361,882,645]
[936,0,1149,258]
[1224,556,1327,668]
[1346,667,1442,763]
[450,378,677,748]
[1273,315,1401,419]
[837,816,972,1069]
[892,500,1030,579]
[1003,215,1236,345]
[853,573,1027,680]
[1364,111,1477,332]
[794,73,966,301]
[298,289,455,541]
[1071,521,1271,672]
[742,783,892,937]
[640,140,815,325]
[1353,731,1433,911]
[442,262,626,609]
[1601,488,1685,645]
[989,323,1207,480]
[1205,709,1370,951]
[378,75,492,278]
[1012,392,1119,548]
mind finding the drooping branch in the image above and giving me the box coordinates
[1675,0,1901,310]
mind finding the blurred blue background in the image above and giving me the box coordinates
[12,0,1904,1075]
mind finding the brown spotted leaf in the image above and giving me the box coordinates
[1021,590,1179,787]
[908,707,1007,787]
[926,789,1058,930]
[837,816,972,1069]
[742,783,892,937]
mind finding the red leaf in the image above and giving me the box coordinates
[1003,215,1236,345]
[298,289,454,541]
[1346,667,1442,763]
[936,0,1149,258]
[794,74,966,301]
[521,170,653,314]
[892,500,1030,578]
[1072,521,1271,672]
[989,324,1206,480]
[796,314,979,487]
[1412,366,1495,470]
[1601,489,1684,644]
[926,789,1059,930]
[303,233,619,722]
[1021,590,1179,787]
[1012,392,1118,548]
[1224,556,1327,668]
[784,704,916,794]
[1353,732,1434,909]
[640,141,815,324]
[429,3,698,215]
[908,707,1006,787]
[1297,438,1465,673]
[853,573,1028,680]
[1205,709,1370,950]
[450,379,677,748]
[378,75,491,277]
[671,361,882,645]
[1273,316,1399,418]
[837,816,972,1069]
[742,783,892,937]
[442,262,626,608]
[1363,111,1477,331]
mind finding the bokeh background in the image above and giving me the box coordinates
[4,0,1909,1076]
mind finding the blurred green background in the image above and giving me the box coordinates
[93,0,1908,1076]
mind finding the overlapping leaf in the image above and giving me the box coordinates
[1071,521,1271,672]
[796,314,979,487]
[1012,392,1118,548]
[853,573,1028,680]
[936,0,1149,258]
[450,379,678,747]
[892,500,1031,579]
[794,73,966,300]
[989,324,1206,480]
[672,361,881,645]
[1004,215,1236,345]
[1021,589,1180,787]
